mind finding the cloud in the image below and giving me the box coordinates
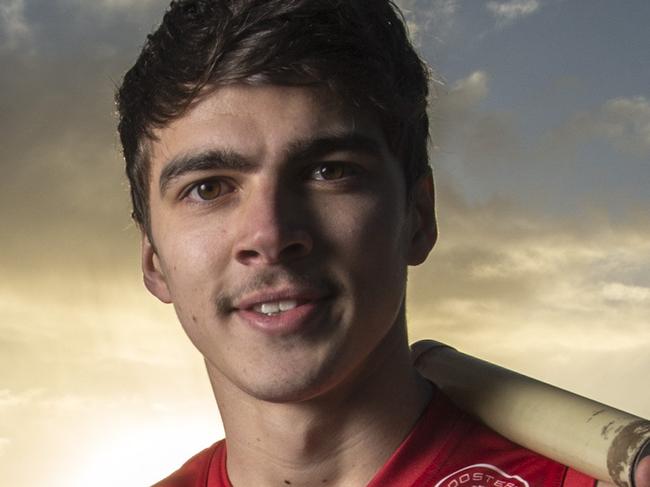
[447,70,490,111]
[408,172,650,326]
[601,282,650,304]
[407,185,650,411]
[419,74,650,417]
[433,70,526,171]
[61,0,163,13]
[432,70,489,137]
[0,273,186,359]
[0,0,165,274]
[486,0,541,26]
[397,0,459,46]
[98,0,157,7]
[432,72,650,218]
[0,0,31,50]
[0,438,10,457]
[564,96,650,158]
[0,389,43,412]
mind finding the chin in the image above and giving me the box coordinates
[211,345,353,404]
[234,372,336,404]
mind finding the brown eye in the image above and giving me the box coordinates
[187,179,233,201]
[197,181,222,200]
[312,163,348,181]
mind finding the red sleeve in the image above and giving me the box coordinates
[562,468,598,487]
[151,442,222,487]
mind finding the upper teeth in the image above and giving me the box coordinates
[254,300,298,315]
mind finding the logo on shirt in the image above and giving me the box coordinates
[433,463,530,487]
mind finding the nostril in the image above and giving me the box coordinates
[237,249,260,263]
[234,228,313,265]
[282,242,310,259]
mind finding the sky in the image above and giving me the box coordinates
[0,0,648,485]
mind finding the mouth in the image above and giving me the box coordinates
[234,286,328,313]
[250,299,305,316]
[232,288,332,334]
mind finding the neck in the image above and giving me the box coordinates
[208,323,432,487]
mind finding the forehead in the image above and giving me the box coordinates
[148,84,386,172]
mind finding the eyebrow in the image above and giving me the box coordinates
[285,132,384,165]
[159,149,256,196]
[158,132,384,197]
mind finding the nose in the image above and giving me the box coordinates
[233,178,313,266]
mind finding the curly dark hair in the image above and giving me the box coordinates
[116,0,432,230]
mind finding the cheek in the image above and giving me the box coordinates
[157,222,231,304]
[334,192,408,263]
[158,230,227,352]
[327,193,409,298]
[340,202,409,342]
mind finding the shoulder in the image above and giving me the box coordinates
[151,441,224,487]
[446,406,597,487]
[417,390,598,487]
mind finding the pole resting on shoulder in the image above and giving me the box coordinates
[411,339,650,487]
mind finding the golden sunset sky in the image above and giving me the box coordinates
[1,0,648,485]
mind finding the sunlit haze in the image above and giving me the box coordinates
[1,0,648,485]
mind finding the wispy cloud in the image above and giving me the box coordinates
[407,197,650,414]
[408,186,650,349]
[397,0,459,46]
[62,0,162,12]
[602,282,650,304]
[486,0,541,26]
[0,0,31,50]
[563,96,650,158]
[433,70,526,169]
[445,70,490,112]
[416,71,650,416]
[98,0,156,7]
[434,72,650,212]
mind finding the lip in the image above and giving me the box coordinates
[233,287,330,335]
[234,287,327,311]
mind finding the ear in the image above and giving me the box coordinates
[141,231,172,304]
[407,170,438,266]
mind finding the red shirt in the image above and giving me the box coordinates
[153,389,597,487]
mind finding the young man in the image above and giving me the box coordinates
[116,1,649,486]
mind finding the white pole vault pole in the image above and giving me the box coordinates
[412,340,650,487]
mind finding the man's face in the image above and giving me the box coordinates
[142,84,435,402]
